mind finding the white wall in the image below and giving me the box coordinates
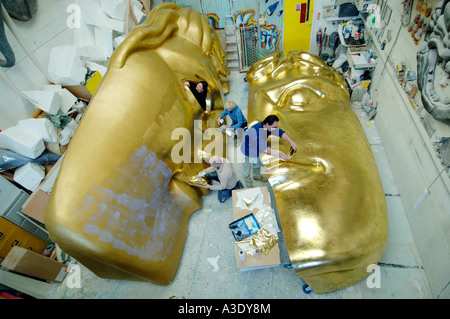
[310,0,338,56]
[0,0,75,130]
[367,0,450,298]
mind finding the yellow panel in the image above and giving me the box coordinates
[284,0,314,54]
[85,71,103,95]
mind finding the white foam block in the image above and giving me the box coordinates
[14,162,45,192]
[113,34,127,49]
[132,3,146,24]
[47,46,87,86]
[18,118,58,143]
[80,1,125,33]
[58,88,78,114]
[95,27,113,58]
[104,18,125,33]
[0,126,45,159]
[78,45,109,62]
[23,91,61,115]
[101,0,127,21]
[41,84,62,92]
[73,22,96,48]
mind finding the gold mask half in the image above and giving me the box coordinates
[45,3,228,285]
[247,51,389,294]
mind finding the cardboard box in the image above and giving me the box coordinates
[22,155,64,224]
[22,189,50,224]
[1,246,67,283]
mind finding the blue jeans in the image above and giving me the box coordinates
[207,173,244,203]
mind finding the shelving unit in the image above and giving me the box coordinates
[363,19,450,192]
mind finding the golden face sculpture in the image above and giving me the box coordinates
[45,3,228,284]
[247,51,389,294]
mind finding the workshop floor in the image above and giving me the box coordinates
[46,70,430,299]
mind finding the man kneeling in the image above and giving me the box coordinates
[198,155,244,203]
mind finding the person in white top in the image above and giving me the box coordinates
[198,155,243,203]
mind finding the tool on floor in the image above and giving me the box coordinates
[412,140,449,211]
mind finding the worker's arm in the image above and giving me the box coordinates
[264,147,290,161]
[281,132,298,151]
[217,109,229,125]
[199,166,215,176]
[230,108,246,130]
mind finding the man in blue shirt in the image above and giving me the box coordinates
[240,114,297,186]
[217,100,248,146]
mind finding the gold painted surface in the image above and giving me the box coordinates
[250,228,279,256]
[246,51,388,294]
[45,3,228,284]
[187,176,209,187]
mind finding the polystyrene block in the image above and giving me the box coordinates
[0,126,45,159]
[13,162,45,192]
[95,27,113,58]
[18,118,58,143]
[58,88,78,114]
[47,46,87,86]
[78,45,109,62]
[101,0,127,21]
[23,91,61,115]
[80,0,125,33]
[41,85,62,92]
[73,23,96,48]
[132,4,146,24]
[113,34,127,49]
[104,18,125,33]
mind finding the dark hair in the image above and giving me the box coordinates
[200,81,208,90]
[263,115,279,125]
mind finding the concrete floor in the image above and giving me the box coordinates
[46,70,431,299]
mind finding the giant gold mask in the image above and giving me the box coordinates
[246,51,389,294]
[45,3,228,284]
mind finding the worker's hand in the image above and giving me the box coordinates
[225,125,231,129]
[290,141,298,151]
[279,152,290,161]
[198,171,206,177]
[184,81,189,87]
[200,184,211,189]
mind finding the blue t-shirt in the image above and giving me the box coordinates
[240,121,285,158]
[219,106,247,129]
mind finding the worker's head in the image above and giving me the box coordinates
[209,155,222,168]
[263,114,279,131]
[226,100,236,111]
[196,81,208,93]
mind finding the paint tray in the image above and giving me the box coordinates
[228,213,260,241]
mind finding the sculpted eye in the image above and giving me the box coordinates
[277,84,324,108]
[263,81,325,111]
